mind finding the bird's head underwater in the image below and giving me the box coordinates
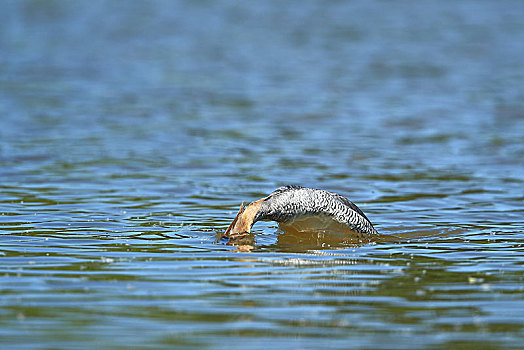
[223,199,265,237]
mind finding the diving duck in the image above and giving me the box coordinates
[224,185,378,237]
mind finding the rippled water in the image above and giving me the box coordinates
[1,1,524,349]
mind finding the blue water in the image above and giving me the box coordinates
[1,1,524,349]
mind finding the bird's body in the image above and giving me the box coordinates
[225,186,378,237]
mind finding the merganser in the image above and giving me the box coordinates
[224,185,378,237]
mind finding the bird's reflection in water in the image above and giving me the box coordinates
[220,225,390,253]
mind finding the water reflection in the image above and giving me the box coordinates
[221,227,396,253]
[219,222,472,253]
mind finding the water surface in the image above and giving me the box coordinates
[1,1,524,349]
